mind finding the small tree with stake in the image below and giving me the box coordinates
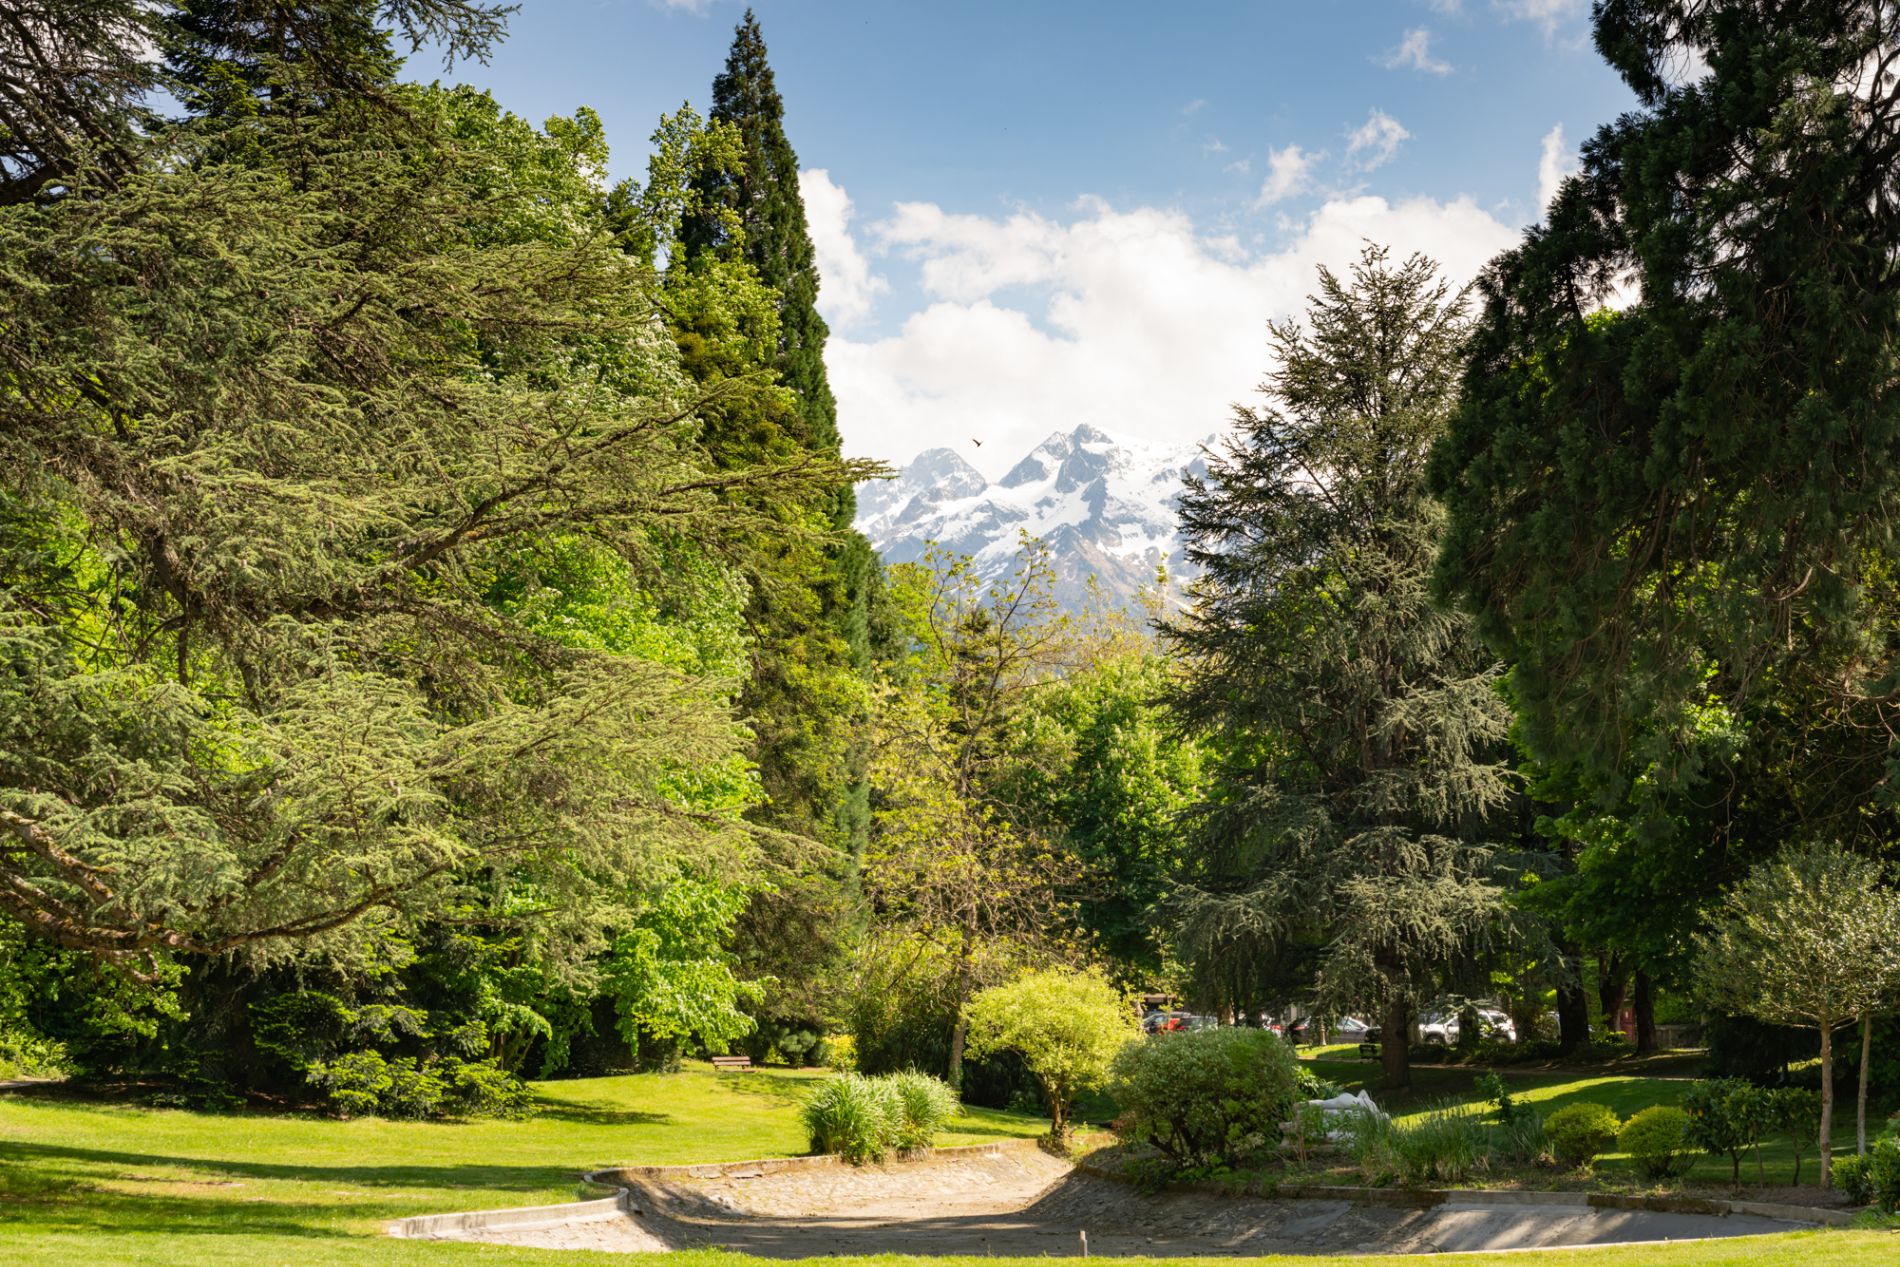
[1695,842,1900,1188]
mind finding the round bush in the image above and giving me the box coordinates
[1110,1027,1300,1170]
[1545,1102,1621,1170]
[1618,1105,1697,1180]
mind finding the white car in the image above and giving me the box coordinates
[1418,1007,1516,1045]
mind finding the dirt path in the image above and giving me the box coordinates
[420,1148,1820,1257]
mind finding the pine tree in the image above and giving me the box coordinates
[1166,247,1522,1089]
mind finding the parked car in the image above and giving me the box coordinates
[1332,1015,1374,1040]
[1418,1006,1517,1045]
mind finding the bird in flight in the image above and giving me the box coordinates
[972,438,983,447]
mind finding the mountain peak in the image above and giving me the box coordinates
[858,427,1213,614]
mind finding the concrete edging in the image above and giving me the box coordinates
[591,1137,1042,1185]
[387,1140,1044,1241]
[387,1189,631,1240]
[1073,1156,1857,1227]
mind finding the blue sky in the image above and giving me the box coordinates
[428,1,1637,476]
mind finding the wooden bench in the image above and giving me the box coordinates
[1358,1042,1380,1061]
[710,1054,753,1071]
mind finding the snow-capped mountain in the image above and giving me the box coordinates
[856,424,1215,614]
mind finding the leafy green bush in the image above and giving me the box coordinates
[963,968,1136,1145]
[1546,1102,1621,1169]
[1683,1078,1770,1186]
[1871,1135,1900,1214]
[1834,1154,1873,1205]
[1765,1087,1821,1186]
[304,1051,532,1120]
[1110,1027,1300,1170]
[1391,1101,1488,1185]
[1296,1065,1343,1099]
[1619,1105,1697,1180]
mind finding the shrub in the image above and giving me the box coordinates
[801,1070,960,1163]
[1834,1154,1873,1206]
[963,968,1137,1146]
[802,1073,901,1163]
[1871,1135,1900,1214]
[1545,1102,1621,1169]
[887,1069,960,1151]
[1391,1101,1488,1185]
[303,1050,532,1120]
[1765,1087,1821,1186]
[1110,1027,1300,1170]
[1619,1106,1697,1181]
[1683,1078,1771,1186]
[1296,1065,1344,1100]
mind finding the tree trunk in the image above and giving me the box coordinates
[1597,952,1627,1035]
[946,942,976,1092]
[1557,945,1590,1056]
[1857,1012,1872,1157]
[1632,970,1656,1055]
[1381,995,1411,1090]
[1819,1016,1835,1190]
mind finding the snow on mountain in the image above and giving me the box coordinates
[856,424,1214,614]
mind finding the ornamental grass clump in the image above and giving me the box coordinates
[802,1071,960,1163]
[1391,1101,1488,1185]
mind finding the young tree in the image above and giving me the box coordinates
[1695,842,1900,1186]
[964,967,1136,1147]
[1166,246,1521,1089]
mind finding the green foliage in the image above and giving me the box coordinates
[1835,1153,1874,1206]
[1683,1078,1772,1186]
[1109,1028,1300,1170]
[603,876,764,1057]
[964,968,1138,1141]
[1766,1087,1823,1186]
[1391,1101,1489,1185]
[1164,246,1521,1086]
[304,1050,532,1121]
[1618,1106,1697,1181]
[886,1069,961,1151]
[1871,1135,1900,1213]
[799,1070,959,1163]
[1546,1102,1621,1170]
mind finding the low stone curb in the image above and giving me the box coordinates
[592,1137,1042,1185]
[388,1140,1045,1241]
[387,1189,631,1240]
[1072,1157,1857,1227]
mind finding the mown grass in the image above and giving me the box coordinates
[1,1060,1891,1265]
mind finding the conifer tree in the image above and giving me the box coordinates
[676,11,879,872]
[1167,247,1521,1089]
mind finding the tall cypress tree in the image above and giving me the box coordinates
[675,11,881,1017]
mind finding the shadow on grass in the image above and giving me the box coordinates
[0,1139,573,1196]
[526,1096,671,1128]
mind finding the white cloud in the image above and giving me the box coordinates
[1202,137,1228,155]
[1182,98,1208,115]
[1255,145,1319,207]
[1346,109,1410,169]
[1494,0,1588,36]
[1224,158,1252,175]
[652,0,718,13]
[1380,28,1452,75]
[827,187,1520,475]
[1536,123,1578,210]
[799,168,888,327]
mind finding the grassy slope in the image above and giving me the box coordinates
[0,1061,1891,1266]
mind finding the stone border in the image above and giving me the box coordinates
[387,1140,1044,1242]
[387,1188,632,1240]
[590,1137,1042,1185]
[1073,1156,1857,1228]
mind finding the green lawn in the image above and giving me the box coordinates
[1300,1055,1862,1188]
[1,1061,1891,1266]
